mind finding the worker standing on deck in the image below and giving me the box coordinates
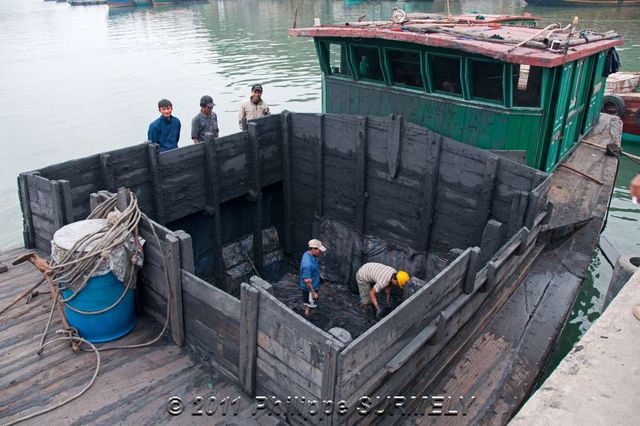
[238,84,270,130]
[191,95,219,144]
[300,239,326,318]
[355,263,410,319]
[147,99,181,153]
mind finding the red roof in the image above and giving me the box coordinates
[289,22,623,68]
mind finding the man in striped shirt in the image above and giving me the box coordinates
[355,263,410,319]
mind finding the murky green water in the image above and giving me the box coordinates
[0,0,638,364]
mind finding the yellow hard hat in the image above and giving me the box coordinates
[396,271,410,288]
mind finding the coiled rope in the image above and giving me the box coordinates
[8,190,172,425]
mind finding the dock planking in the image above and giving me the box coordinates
[0,246,279,425]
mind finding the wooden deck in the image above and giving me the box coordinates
[0,246,278,425]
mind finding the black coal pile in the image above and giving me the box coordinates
[272,272,403,339]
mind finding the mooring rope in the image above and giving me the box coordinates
[8,190,173,425]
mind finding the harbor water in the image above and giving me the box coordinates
[1,0,639,368]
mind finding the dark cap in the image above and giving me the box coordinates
[251,84,263,92]
[158,98,172,108]
[200,95,215,107]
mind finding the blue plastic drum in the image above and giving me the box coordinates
[53,219,137,343]
[61,272,136,343]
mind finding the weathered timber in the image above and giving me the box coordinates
[17,173,36,248]
[386,323,437,373]
[239,283,260,396]
[281,111,293,254]
[387,114,402,178]
[146,143,164,224]
[181,271,240,318]
[420,134,442,250]
[480,219,504,266]
[164,234,183,346]
[463,247,480,294]
[248,122,264,274]
[99,153,116,192]
[250,275,274,295]
[355,116,367,235]
[49,180,65,232]
[203,140,225,286]
[174,230,194,274]
[476,156,499,242]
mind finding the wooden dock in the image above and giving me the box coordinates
[0,246,277,425]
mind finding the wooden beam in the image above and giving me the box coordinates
[463,247,480,294]
[18,173,36,249]
[419,135,443,251]
[476,155,499,244]
[507,191,529,237]
[204,140,225,287]
[147,143,165,225]
[175,230,195,274]
[482,261,498,294]
[49,180,65,231]
[387,114,402,178]
[321,340,341,419]
[314,114,325,218]
[386,323,437,373]
[58,180,74,224]
[479,219,504,267]
[239,282,260,396]
[99,153,116,192]
[281,112,293,254]
[354,116,367,234]
[165,233,184,347]
[248,122,264,274]
[428,312,446,346]
[250,275,274,295]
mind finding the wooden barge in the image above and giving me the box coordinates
[2,10,623,426]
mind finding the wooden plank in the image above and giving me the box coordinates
[146,143,165,224]
[99,153,116,191]
[315,115,325,218]
[164,234,183,347]
[58,180,74,225]
[239,283,260,396]
[250,275,274,295]
[18,173,36,249]
[507,191,529,237]
[483,261,498,294]
[248,122,264,275]
[49,180,65,231]
[420,135,442,250]
[174,230,194,274]
[203,140,225,287]
[181,271,240,318]
[256,337,323,393]
[281,112,293,254]
[354,117,367,234]
[387,114,402,178]
[476,155,499,242]
[320,340,341,418]
[463,247,480,294]
[480,219,504,267]
[386,323,437,373]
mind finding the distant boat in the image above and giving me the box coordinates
[107,0,135,6]
[152,0,177,5]
[604,72,640,141]
[525,0,640,6]
[134,0,152,5]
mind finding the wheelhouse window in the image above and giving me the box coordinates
[430,55,462,95]
[512,64,543,107]
[388,49,423,89]
[470,59,504,103]
[353,46,383,82]
[326,43,352,77]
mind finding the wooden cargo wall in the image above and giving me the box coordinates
[20,115,284,255]
[285,112,550,262]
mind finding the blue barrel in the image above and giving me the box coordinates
[53,219,137,343]
[61,272,136,343]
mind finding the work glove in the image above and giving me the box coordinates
[375,308,383,319]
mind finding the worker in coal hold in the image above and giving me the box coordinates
[355,263,410,319]
[300,239,326,318]
[238,84,270,130]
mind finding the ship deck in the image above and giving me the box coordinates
[0,246,275,425]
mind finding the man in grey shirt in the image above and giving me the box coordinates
[191,95,219,143]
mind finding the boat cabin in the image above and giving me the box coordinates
[289,11,623,171]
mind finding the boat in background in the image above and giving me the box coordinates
[107,0,135,7]
[134,0,152,6]
[604,72,640,143]
[525,0,640,6]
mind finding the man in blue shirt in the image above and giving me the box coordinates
[300,239,326,318]
[148,99,181,152]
